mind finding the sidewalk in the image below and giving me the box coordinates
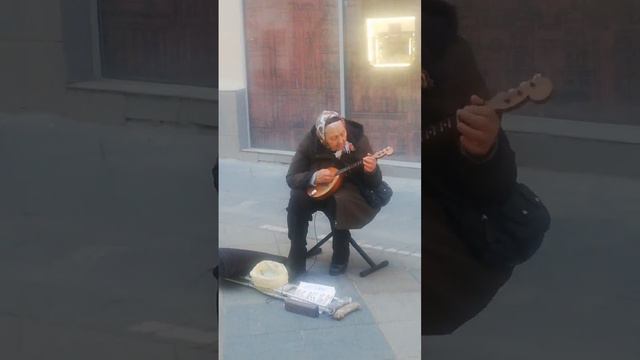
[218,153,640,359]
[218,159,421,359]
[0,113,218,359]
[423,166,640,359]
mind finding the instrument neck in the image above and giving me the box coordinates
[424,116,456,142]
[337,159,364,175]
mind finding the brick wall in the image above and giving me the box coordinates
[454,0,640,124]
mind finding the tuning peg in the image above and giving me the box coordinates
[516,82,528,95]
[493,91,509,105]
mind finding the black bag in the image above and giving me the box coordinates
[442,182,551,269]
[217,248,287,279]
[360,180,393,209]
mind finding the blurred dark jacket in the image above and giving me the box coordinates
[422,0,518,335]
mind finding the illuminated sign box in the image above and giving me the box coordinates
[366,16,416,68]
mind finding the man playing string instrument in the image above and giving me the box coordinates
[285,111,381,277]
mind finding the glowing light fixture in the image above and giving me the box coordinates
[366,16,416,68]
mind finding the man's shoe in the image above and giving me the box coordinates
[289,268,306,280]
[285,264,306,280]
[329,263,348,276]
[285,258,306,280]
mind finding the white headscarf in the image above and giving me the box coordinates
[315,110,341,143]
[315,110,354,158]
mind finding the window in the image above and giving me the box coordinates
[243,0,420,161]
[98,0,216,86]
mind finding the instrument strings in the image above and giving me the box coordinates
[337,159,365,175]
[336,148,387,175]
[424,116,455,141]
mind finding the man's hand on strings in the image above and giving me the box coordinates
[316,168,335,185]
[363,154,377,173]
[457,94,500,158]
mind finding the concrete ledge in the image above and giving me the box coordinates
[65,80,218,127]
[508,131,640,179]
[503,114,640,145]
[68,79,217,101]
[504,115,640,179]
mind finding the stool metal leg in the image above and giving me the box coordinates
[306,231,333,258]
[349,237,389,277]
[306,232,389,277]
